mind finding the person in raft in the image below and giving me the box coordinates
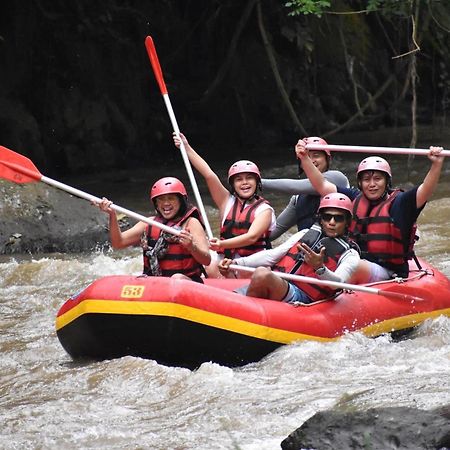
[218,193,360,304]
[173,133,276,277]
[94,177,211,283]
[261,137,350,240]
[295,141,445,281]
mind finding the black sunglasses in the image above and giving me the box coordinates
[320,213,346,223]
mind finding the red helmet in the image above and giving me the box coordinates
[303,136,331,157]
[150,177,187,200]
[357,156,392,178]
[318,193,353,214]
[228,160,261,184]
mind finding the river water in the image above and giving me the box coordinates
[1,147,450,449]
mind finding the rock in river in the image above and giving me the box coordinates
[0,180,109,254]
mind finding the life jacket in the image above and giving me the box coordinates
[142,206,205,282]
[273,223,354,301]
[349,190,417,277]
[294,194,321,231]
[219,196,272,258]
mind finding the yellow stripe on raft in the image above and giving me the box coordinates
[55,299,450,345]
[361,308,450,337]
[55,299,331,344]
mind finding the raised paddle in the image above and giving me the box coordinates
[228,264,424,302]
[145,36,214,240]
[306,143,450,157]
[0,146,181,237]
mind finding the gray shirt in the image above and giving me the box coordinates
[262,171,350,240]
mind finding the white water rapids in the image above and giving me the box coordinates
[1,154,450,449]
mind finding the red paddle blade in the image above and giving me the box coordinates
[145,36,168,95]
[0,146,42,183]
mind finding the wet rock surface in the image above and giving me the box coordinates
[281,405,450,450]
[0,180,109,254]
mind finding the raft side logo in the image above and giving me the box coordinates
[121,285,145,298]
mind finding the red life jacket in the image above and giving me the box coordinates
[349,190,416,277]
[219,196,272,258]
[273,224,354,301]
[142,206,205,282]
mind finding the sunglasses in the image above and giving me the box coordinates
[320,213,346,223]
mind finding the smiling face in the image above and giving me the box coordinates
[320,207,348,237]
[155,194,181,220]
[232,173,258,199]
[359,170,388,201]
[308,150,329,173]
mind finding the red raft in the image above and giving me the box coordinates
[56,258,450,369]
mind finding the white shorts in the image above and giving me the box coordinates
[365,260,393,282]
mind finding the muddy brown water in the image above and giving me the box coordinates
[1,142,450,449]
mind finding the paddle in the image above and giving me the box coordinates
[145,36,214,240]
[0,146,181,236]
[228,264,423,302]
[306,143,450,157]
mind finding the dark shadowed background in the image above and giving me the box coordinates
[1,0,449,178]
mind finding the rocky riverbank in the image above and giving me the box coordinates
[0,180,110,254]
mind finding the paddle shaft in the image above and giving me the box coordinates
[307,143,450,156]
[44,176,181,236]
[145,36,214,239]
[229,264,420,301]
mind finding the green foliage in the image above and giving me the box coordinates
[285,0,331,17]
[285,0,416,17]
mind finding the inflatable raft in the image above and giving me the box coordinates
[56,258,450,369]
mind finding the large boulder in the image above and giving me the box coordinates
[281,405,450,450]
[0,180,110,254]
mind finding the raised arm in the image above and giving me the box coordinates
[173,133,230,213]
[416,146,444,208]
[295,140,337,195]
[262,171,349,195]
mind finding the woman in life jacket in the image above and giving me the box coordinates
[295,144,445,281]
[261,137,350,240]
[173,133,276,277]
[218,193,361,304]
[94,177,211,282]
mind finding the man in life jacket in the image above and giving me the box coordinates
[261,137,350,240]
[218,193,360,304]
[295,143,445,281]
[94,177,211,282]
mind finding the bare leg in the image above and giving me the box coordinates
[205,259,224,279]
[246,267,290,301]
[171,273,192,281]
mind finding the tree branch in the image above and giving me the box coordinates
[256,1,307,136]
[200,0,258,103]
